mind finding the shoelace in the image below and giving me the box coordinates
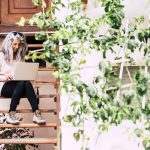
[10,112,18,120]
[35,111,42,119]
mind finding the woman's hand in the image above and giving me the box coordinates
[3,74,13,81]
[0,74,13,81]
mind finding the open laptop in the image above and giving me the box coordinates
[12,62,39,81]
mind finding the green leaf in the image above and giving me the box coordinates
[73,132,80,141]
[127,40,138,52]
[63,115,74,122]
[35,31,47,40]
[136,84,147,97]
[68,1,84,12]
[122,90,134,104]
[32,0,42,6]
[99,123,109,131]
[16,16,26,26]
[86,86,97,98]
[143,137,150,148]
[79,60,86,65]
[134,128,143,137]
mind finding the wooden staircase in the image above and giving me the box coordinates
[0,32,60,149]
[0,67,60,149]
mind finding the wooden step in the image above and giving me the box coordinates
[28,44,43,48]
[38,67,56,71]
[0,31,55,36]
[0,138,57,144]
[0,94,57,99]
[37,94,57,98]
[0,109,57,113]
[0,123,57,128]
[35,80,58,85]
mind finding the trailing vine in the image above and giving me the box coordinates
[18,0,150,149]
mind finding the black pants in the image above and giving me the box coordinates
[1,81,39,112]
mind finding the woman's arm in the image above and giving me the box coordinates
[0,52,13,81]
[0,74,13,81]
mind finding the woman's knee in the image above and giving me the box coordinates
[24,81,33,87]
[17,81,25,87]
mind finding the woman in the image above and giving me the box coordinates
[0,31,45,125]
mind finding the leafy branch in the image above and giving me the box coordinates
[17,0,150,149]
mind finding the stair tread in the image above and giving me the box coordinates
[0,123,57,128]
[35,80,57,84]
[0,138,57,144]
[38,67,56,71]
[0,94,57,99]
[0,109,57,113]
[28,44,43,48]
[37,94,57,98]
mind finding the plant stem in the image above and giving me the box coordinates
[125,65,133,83]
[116,20,129,99]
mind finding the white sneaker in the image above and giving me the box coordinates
[0,114,6,124]
[6,111,20,125]
[33,110,45,125]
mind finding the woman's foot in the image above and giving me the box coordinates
[33,110,46,125]
[6,111,20,125]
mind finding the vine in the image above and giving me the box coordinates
[18,0,150,149]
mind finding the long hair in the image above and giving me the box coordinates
[0,31,27,62]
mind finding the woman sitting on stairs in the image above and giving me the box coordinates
[0,31,45,125]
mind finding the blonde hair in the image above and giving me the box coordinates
[0,31,27,62]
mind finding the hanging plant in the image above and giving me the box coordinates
[17,0,150,149]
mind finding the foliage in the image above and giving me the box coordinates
[100,0,124,29]
[17,0,150,149]
[0,128,39,150]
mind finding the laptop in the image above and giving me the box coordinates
[12,62,39,81]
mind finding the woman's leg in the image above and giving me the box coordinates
[1,81,45,124]
[1,81,25,125]
[23,81,39,112]
[1,81,39,112]
[1,81,25,112]
[24,81,45,124]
